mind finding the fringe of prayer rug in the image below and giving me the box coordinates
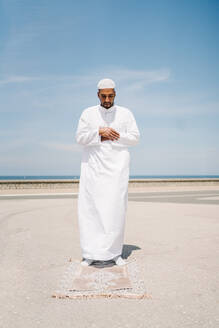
[52,257,151,299]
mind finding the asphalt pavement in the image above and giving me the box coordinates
[0,188,218,328]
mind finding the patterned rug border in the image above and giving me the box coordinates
[52,258,152,300]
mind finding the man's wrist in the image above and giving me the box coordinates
[99,127,104,136]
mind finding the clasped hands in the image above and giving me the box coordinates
[99,127,120,142]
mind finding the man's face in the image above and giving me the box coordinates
[98,88,116,109]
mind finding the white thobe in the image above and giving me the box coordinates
[75,104,140,261]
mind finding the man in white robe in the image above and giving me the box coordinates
[75,78,140,266]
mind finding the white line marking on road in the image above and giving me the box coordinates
[196,196,219,200]
[129,193,219,198]
[0,193,79,197]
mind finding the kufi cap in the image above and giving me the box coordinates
[97,78,116,89]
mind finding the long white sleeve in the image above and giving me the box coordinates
[115,112,140,147]
[75,111,101,146]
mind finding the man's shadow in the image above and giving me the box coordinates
[122,244,141,259]
[91,244,141,268]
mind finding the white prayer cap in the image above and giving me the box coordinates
[97,78,116,89]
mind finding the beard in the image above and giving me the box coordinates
[102,101,114,109]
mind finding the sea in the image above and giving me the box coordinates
[0,175,219,180]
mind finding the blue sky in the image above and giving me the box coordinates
[0,0,218,176]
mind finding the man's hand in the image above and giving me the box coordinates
[101,136,110,142]
[99,127,120,141]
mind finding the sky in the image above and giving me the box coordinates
[0,0,219,176]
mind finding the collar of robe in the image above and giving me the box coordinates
[99,104,116,113]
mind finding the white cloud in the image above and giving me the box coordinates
[129,145,219,175]
[0,67,172,117]
[0,75,42,85]
[0,136,81,153]
[0,67,218,120]
[109,68,170,86]
[40,141,81,152]
[0,67,170,86]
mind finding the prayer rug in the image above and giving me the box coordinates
[52,258,151,299]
